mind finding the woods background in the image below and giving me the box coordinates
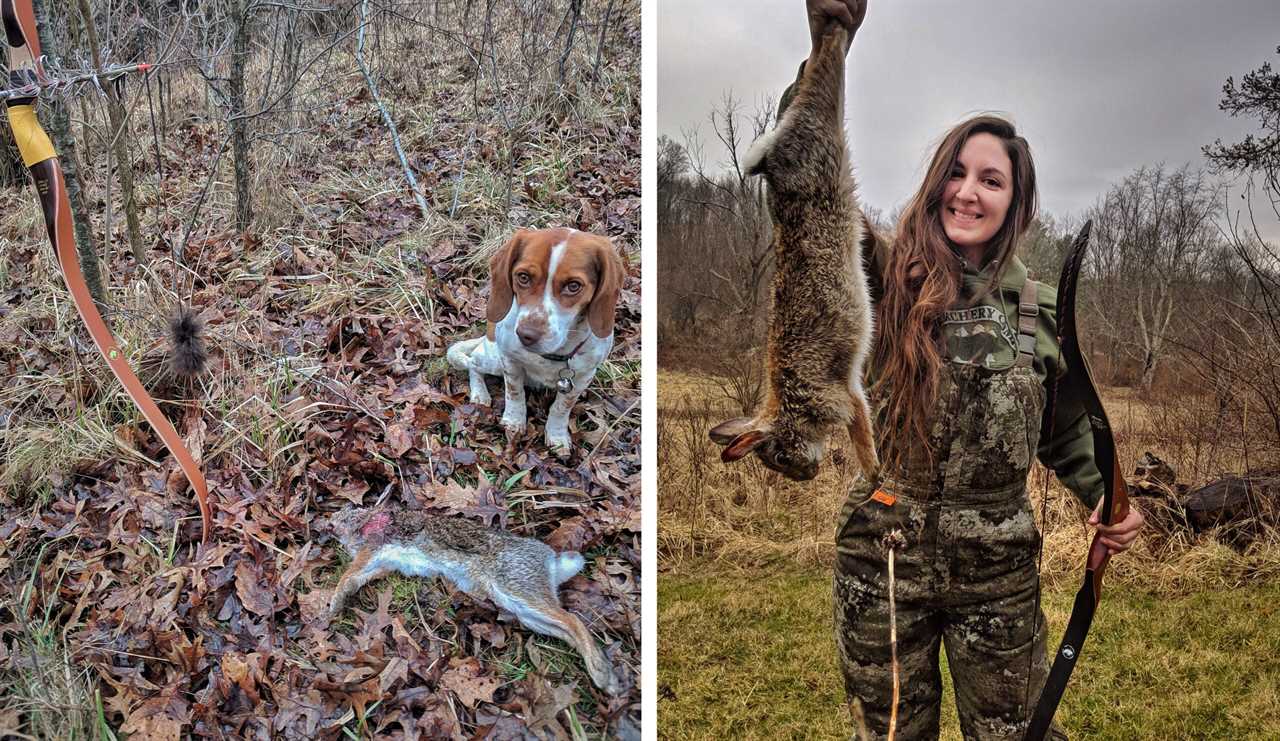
[0,1,641,738]
[655,36,1280,738]
[658,63,1280,557]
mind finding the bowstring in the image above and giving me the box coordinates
[1024,248,1071,723]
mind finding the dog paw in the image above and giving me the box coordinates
[502,416,527,440]
[469,387,492,406]
[546,429,573,457]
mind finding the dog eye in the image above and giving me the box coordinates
[563,281,583,295]
[515,272,532,287]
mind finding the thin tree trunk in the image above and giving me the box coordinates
[0,124,22,188]
[229,0,254,231]
[280,8,301,129]
[159,70,169,136]
[355,0,430,219]
[557,0,582,84]
[593,0,615,82]
[32,0,104,304]
[74,0,145,263]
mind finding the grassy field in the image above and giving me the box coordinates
[659,566,1280,740]
[658,365,1280,739]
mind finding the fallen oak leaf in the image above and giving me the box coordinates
[279,541,315,591]
[467,620,507,648]
[234,559,276,617]
[440,657,501,708]
[518,678,578,739]
[120,692,189,741]
[378,656,410,694]
[385,422,415,458]
[545,516,593,552]
[297,588,332,625]
[424,479,486,514]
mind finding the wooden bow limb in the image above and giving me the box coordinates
[3,0,213,543]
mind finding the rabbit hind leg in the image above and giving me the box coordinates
[845,387,879,476]
[512,599,619,694]
[329,551,395,618]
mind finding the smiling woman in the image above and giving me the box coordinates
[941,132,1017,261]
[656,0,1151,738]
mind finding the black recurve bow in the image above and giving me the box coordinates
[1024,219,1131,739]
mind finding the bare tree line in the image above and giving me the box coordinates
[1,0,623,304]
[660,49,1280,466]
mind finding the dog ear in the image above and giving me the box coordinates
[721,430,770,462]
[587,236,625,338]
[487,230,527,325]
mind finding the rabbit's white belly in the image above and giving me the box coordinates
[488,583,545,626]
[373,545,475,593]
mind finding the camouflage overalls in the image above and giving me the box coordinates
[833,272,1082,741]
[775,63,1101,741]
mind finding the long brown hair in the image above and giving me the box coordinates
[872,115,1038,467]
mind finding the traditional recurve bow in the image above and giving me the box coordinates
[1024,220,1131,739]
[3,0,213,543]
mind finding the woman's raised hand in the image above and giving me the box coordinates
[806,0,867,54]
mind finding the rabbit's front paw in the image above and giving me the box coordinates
[588,654,624,696]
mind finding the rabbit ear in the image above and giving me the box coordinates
[587,235,625,338]
[721,430,771,462]
[487,230,528,325]
[709,417,757,446]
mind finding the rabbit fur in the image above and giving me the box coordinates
[326,507,621,695]
[709,23,878,482]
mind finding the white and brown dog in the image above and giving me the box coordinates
[447,228,625,454]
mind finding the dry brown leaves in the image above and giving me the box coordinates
[0,9,642,737]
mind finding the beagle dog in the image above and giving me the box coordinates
[447,228,625,454]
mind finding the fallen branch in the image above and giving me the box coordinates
[354,0,430,219]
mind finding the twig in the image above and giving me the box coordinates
[584,396,639,464]
[354,0,430,220]
[882,529,906,741]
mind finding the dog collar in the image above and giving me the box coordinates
[539,336,590,363]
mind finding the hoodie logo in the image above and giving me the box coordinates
[942,305,1017,369]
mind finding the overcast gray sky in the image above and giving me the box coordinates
[659,0,1280,239]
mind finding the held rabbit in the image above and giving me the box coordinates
[709,23,878,481]
[325,506,622,695]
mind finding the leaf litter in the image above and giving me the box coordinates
[0,2,642,737]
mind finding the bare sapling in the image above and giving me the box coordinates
[708,23,877,482]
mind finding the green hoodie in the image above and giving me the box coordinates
[861,227,1105,510]
[778,64,1105,509]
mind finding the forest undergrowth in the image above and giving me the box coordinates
[1,1,641,738]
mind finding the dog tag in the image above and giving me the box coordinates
[557,368,575,394]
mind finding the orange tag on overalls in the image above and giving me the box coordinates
[871,489,896,507]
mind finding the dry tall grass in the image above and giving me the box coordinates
[658,369,1280,595]
[1,2,640,737]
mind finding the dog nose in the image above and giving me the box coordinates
[517,325,542,347]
